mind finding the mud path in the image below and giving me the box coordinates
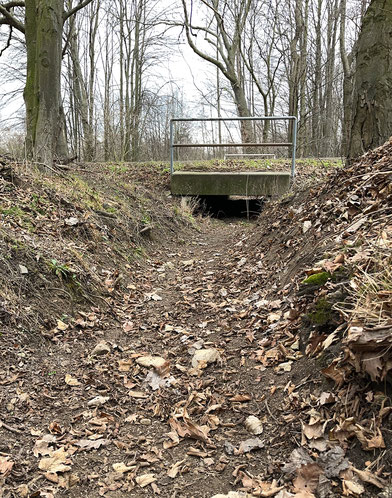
[1,218,325,497]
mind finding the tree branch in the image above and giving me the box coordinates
[0,3,24,32]
[63,0,94,23]
[2,1,24,7]
[0,24,12,56]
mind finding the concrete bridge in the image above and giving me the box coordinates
[171,171,291,196]
[169,116,297,197]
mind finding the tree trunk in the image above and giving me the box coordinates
[24,0,67,166]
[348,0,392,161]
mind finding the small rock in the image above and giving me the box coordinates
[19,264,28,274]
[91,342,110,356]
[140,418,151,426]
[191,348,221,368]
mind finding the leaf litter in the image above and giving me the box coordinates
[0,151,392,496]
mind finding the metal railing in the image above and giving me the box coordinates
[169,116,297,178]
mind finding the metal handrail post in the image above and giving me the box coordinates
[291,117,297,180]
[170,119,174,175]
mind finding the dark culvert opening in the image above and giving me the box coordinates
[195,195,264,219]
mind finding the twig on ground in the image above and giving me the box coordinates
[0,420,23,434]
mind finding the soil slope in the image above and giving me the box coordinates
[0,153,391,498]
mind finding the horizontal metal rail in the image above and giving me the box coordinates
[169,116,297,179]
[225,153,276,159]
[172,142,292,148]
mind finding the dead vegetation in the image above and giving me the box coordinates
[0,148,391,497]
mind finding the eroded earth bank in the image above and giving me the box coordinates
[0,148,392,497]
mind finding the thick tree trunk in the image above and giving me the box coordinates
[24,0,67,166]
[348,0,392,161]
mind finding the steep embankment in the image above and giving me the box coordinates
[0,151,391,498]
[0,160,190,340]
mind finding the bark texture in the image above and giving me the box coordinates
[348,0,392,161]
[24,0,67,165]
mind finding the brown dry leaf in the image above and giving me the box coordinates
[293,464,323,493]
[352,467,386,489]
[256,480,284,496]
[112,462,134,473]
[136,355,167,370]
[229,394,252,402]
[187,447,208,458]
[122,321,134,333]
[135,473,156,487]
[0,456,14,476]
[76,439,109,451]
[65,374,81,386]
[183,417,211,442]
[167,458,186,478]
[238,437,264,454]
[321,361,346,385]
[33,435,57,457]
[319,392,336,405]
[38,447,71,473]
[342,480,365,495]
[128,390,148,399]
[58,472,79,489]
[302,422,324,440]
[118,359,133,372]
[211,493,251,498]
[169,418,189,438]
[354,427,385,451]
[56,320,68,331]
[244,415,263,435]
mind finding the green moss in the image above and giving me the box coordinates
[307,298,333,326]
[302,271,331,286]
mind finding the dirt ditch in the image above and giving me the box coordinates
[0,155,391,497]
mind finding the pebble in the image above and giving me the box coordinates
[140,418,151,426]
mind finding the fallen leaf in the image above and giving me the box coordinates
[87,396,109,407]
[238,437,264,454]
[65,374,81,386]
[76,439,109,450]
[136,354,167,369]
[293,464,323,493]
[145,292,162,301]
[352,467,386,489]
[135,473,156,487]
[319,392,337,405]
[128,390,148,398]
[187,447,208,458]
[0,456,14,476]
[112,462,134,473]
[229,394,252,402]
[167,458,186,478]
[38,447,71,473]
[303,220,312,233]
[118,359,133,371]
[145,370,174,390]
[342,479,365,495]
[183,417,211,442]
[91,342,110,356]
[56,320,68,331]
[244,416,263,435]
[33,435,57,457]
